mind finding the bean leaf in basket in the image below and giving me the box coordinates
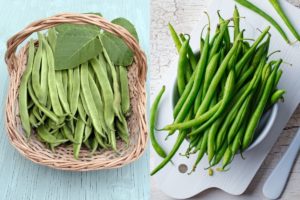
[54,24,102,70]
[101,17,139,66]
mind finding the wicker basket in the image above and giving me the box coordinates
[4,13,148,171]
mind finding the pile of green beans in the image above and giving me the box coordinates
[19,30,130,159]
[151,8,285,176]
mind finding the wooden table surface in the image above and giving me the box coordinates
[150,0,300,199]
[0,1,149,200]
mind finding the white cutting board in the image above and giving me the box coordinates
[151,0,300,199]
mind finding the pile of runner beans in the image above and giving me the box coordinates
[19,30,130,159]
[151,8,285,175]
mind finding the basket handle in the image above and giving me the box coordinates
[5,13,147,83]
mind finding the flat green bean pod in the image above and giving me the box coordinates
[19,40,35,137]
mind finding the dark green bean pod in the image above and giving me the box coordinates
[150,86,168,158]
[177,37,191,95]
[269,0,300,41]
[196,31,243,117]
[19,40,35,137]
[242,60,282,149]
[233,5,240,40]
[235,0,290,43]
[168,26,210,136]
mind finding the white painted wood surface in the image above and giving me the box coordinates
[150,0,300,199]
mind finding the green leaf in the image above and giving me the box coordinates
[54,25,102,70]
[112,18,139,42]
[101,18,139,66]
[100,34,134,66]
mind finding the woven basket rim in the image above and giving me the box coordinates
[4,12,148,171]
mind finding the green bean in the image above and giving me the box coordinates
[235,66,255,90]
[77,96,87,123]
[269,0,300,41]
[207,117,223,163]
[116,119,129,145]
[194,52,220,114]
[37,125,58,144]
[90,57,114,129]
[70,66,80,116]
[91,138,98,155]
[19,40,35,137]
[242,60,282,149]
[62,70,68,93]
[47,28,57,51]
[235,0,290,43]
[95,131,109,149]
[188,134,202,154]
[209,26,220,48]
[193,91,202,115]
[274,69,282,88]
[179,34,197,70]
[151,130,187,176]
[189,70,235,136]
[168,29,210,136]
[232,119,247,155]
[88,72,108,132]
[215,63,264,149]
[236,42,268,89]
[163,101,221,131]
[210,141,228,167]
[101,38,126,125]
[32,106,43,123]
[200,38,205,52]
[233,5,240,40]
[47,117,65,130]
[29,111,39,128]
[227,96,251,144]
[73,118,86,159]
[202,52,220,99]
[55,70,70,113]
[177,37,190,95]
[235,28,270,77]
[40,48,48,106]
[196,31,243,118]
[67,69,73,105]
[173,73,195,118]
[168,23,182,52]
[43,37,64,116]
[228,41,242,71]
[221,145,233,170]
[150,86,167,158]
[84,118,92,142]
[188,96,226,137]
[190,134,203,154]
[270,89,285,105]
[217,11,231,51]
[27,99,34,110]
[208,20,230,61]
[28,81,59,123]
[32,33,44,104]
[191,131,208,172]
[191,95,217,172]
[118,65,131,115]
[62,126,76,143]
[80,62,104,137]
[84,138,91,150]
